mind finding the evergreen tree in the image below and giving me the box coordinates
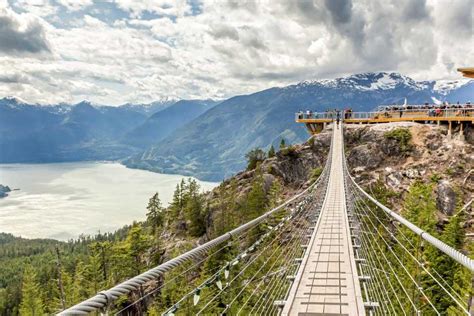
[89,241,111,281]
[87,243,108,292]
[146,192,165,234]
[268,145,275,158]
[279,138,286,149]
[268,180,282,209]
[125,225,150,275]
[184,179,206,237]
[433,199,470,312]
[0,289,7,315]
[19,265,44,316]
[71,261,89,304]
[400,182,437,308]
[245,148,266,170]
[245,171,268,221]
[170,179,186,220]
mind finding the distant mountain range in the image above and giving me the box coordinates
[122,100,218,149]
[1,72,473,180]
[0,97,216,163]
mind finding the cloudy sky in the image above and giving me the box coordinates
[0,0,472,105]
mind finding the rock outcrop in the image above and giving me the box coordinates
[436,180,457,216]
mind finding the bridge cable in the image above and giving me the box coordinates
[58,152,331,315]
[351,179,469,314]
[114,228,269,315]
[193,201,314,315]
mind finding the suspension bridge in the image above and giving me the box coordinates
[59,123,473,315]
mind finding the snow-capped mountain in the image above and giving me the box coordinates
[0,96,30,107]
[1,72,473,180]
[128,72,474,181]
[295,72,471,95]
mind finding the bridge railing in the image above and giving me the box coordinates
[342,129,474,315]
[296,107,474,121]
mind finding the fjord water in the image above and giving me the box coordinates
[0,162,218,240]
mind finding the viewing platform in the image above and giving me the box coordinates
[296,105,474,136]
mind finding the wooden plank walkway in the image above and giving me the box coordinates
[282,125,364,316]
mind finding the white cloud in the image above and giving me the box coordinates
[0,7,51,54]
[114,0,192,18]
[10,0,57,16]
[0,0,472,105]
[56,0,92,12]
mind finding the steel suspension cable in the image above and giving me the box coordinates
[250,181,329,314]
[194,201,314,315]
[114,228,270,315]
[350,179,470,314]
[350,187,440,314]
[58,159,330,315]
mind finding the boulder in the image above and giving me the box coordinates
[402,168,420,179]
[386,172,403,189]
[436,180,456,215]
[347,144,383,169]
[262,173,276,192]
[0,184,11,198]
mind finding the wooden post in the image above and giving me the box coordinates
[447,121,452,139]
[459,122,465,141]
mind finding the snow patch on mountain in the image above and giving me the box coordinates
[297,72,433,92]
[0,96,29,106]
[367,73,398,90]
[433,79,471,95]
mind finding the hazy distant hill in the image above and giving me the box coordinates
[125,72,474,181]
[0,99,148,162]
[0,98,219,163]
[119,98,177,115]
[122,99,219,149]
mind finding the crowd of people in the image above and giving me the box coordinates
[297,102,473,120]
[379,101,471,112]
[377,102,473,118]
[297,109,351,119]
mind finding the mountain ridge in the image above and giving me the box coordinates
[125,72,474,181]
[1,72,473,180]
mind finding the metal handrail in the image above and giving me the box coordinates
[340,124,474,272]
[349,177,474,272]
[296,108,474,120]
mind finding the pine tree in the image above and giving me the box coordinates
[90,253,106,290]
[89,241,111,281]
[125,225,150,275]
[433,198,470,312]
[397,182,440,311]
[71,261,89,304]
[19,265,44,316]
[245,172,268,221]
[170,179,186,220]
[268,145,275,158]
[184,179,206,237]
[279,138,286,149]
[268,180,282,209]
[146,192,165,234]
[245,148,266,170]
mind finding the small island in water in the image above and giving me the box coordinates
[0,184,12,198]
